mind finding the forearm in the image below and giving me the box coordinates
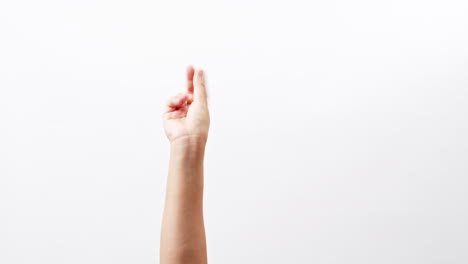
[160,137,207,264]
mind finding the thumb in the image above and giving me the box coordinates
[194,69,208,104]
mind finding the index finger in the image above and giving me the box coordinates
[186,65,195,93]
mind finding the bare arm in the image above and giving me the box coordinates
[160,66,209,264]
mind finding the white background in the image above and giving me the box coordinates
[1,0,468,263]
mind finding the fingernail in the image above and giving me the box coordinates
[198,70,204,80]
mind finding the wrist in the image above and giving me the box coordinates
[170,135,207,163]
[170,135,207,150]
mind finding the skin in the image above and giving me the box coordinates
[160,65,209,264]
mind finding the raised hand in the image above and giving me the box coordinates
[163,65,210,145]
[161,65,209,264]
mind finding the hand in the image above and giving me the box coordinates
[163,65,210,146]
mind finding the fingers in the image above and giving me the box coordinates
[186,65,207,104]
[164,66,206,117]
[165,104,189,119]
[186,65,195,93]
[165,93,188,112]
[193,69,208,104]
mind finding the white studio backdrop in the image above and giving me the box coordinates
[1,0,467,263]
